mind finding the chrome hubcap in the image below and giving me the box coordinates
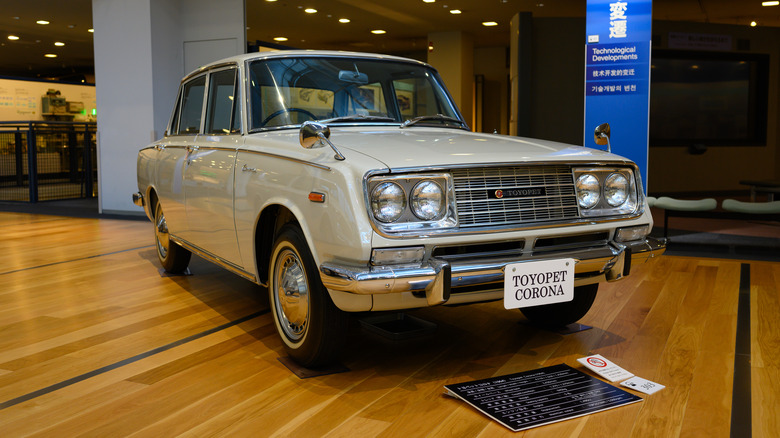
[273,248,309,341]
[155,205,170,259]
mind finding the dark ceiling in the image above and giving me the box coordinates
[1,0,778,83]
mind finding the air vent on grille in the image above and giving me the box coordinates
[452,165,579,227]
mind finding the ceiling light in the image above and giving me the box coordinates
[273,37,288,41]
[339,18,350,23]
[750,21,758,26]
[88,28,94,33]
[450,9,462,14]
[371,29,386,34]
[423,0,435,2]
[304,8,317,13]
[762,1,779,6]
[44,54,57,58]
[482,21,498,26]
[36,20,50,25]
[8,35,19,40]
[54,42,65,46]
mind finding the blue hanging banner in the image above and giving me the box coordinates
[584,0,653,191]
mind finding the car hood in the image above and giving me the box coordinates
[328,126,628,169]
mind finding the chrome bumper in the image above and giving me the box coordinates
[132,192,145,207]
[319,237,666,307]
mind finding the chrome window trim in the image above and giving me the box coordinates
[242,56,466,134]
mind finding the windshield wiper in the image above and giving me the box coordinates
[320,115,396,124]
[400,114,466,128]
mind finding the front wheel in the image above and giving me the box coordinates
[153,201,191,274]
[520,284,598,328]
[269,225,348,368]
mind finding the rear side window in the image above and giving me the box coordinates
[177,76,206,134]
[205,68,240,134]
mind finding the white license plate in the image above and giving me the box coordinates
[504,258,575,309]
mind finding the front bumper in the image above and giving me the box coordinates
[320,237,665,307]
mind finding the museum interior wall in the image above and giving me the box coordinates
[92,0,245,214]
[647,20,780,195]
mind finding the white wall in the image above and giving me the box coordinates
[92,0,245,214]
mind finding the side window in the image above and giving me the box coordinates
[168,88,182,135]
[205,68,240,134]
[177,76,206,135]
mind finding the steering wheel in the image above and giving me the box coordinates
[259,108,317,127]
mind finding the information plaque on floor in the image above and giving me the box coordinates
[444,363,642,432]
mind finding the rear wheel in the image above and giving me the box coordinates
[153,202,191,274]
[520,284,598,328]
[269,224,348,368]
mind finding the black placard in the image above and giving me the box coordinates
[444,363,642,432]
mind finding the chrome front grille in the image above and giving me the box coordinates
[452,165,579,228]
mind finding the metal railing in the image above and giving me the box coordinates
[0,121,97,202]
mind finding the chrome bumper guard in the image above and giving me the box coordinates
[132,192,145,207]
[319,237,666,307]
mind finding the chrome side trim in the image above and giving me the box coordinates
[169,235,257,283]
[238,149,332,171]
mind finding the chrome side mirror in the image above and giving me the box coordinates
[299,121,345,160]
[594,123,611,153]
[300,121,329,149]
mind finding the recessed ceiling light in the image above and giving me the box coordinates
[274,37,288,41]
[54,41,65,46]
[44,53,57,58]
[339,18,350,23]
[450,9,462,14]
[371,29,386,34]
[750,21,758,26]
[482,21,498,26]
[36,20,50,25]
[8,35,19,40]
[88,28,94,33]
[423,0,435,2]
[304,8,317,13]
[762,1,779,6]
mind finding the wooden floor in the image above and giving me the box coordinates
[0,211,778,437]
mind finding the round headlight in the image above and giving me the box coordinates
[371,182,406,223]
[604,173,629,207]
[411,180,445,220]
[576,174,600,209]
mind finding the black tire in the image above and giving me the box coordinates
[153,201,191,274]
[520,284,598,328]
[269,224,348,368]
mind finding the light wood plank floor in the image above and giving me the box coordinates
[0,212,777,437]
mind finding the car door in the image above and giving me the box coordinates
[182,66,244,267]
[154,74,206,237]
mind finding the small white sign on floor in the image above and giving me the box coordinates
[577,354,634,383]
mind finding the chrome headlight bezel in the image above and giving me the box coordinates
[370,181,406,223]
[573,167,639,217]
[366,173,457,233]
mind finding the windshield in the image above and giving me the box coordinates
[247,57,463,131]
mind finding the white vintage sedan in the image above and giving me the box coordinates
[134,50,665,367]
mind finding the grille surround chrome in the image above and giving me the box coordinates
[452,165,579,228]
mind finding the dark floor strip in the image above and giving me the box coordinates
[0,245,154,276]
[730,263,751,438]
[0,310,267,411]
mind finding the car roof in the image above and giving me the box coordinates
[182,50,431,82]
